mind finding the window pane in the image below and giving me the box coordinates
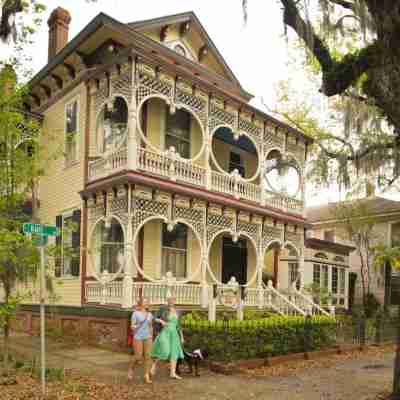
[166,109,190,138]
[340,268,345,294]
[162,223,187,278]
[322,265,329,288]
[332,267,338,294]
[66,101,77,134]
[313,264,321,285]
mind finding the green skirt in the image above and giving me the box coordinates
[151,324,184,361]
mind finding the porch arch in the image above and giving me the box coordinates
[132,215,204,283]
[206,229,259,286]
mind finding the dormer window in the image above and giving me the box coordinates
[174,44,186,57]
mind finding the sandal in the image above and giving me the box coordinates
[170,374,182,380]
[127,369,134,381]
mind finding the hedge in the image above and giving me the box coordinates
[181,315,337,360]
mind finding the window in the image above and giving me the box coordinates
[98,96,128,153]
[332,266,338,294]
[315,252,328,259]
[324,230,335,242]
[174,44,186,57]
[322,265,329,289]
[65,100,78,164]
[229,152,245,177]
[340,268,345,295]
[162,223,188,278]
[313,264,321,286]
[165,109,191,158]
[55,210,81,278]
[91,218,124,274]
[289,262,300,289]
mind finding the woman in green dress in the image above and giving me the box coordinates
[150,296,184,380]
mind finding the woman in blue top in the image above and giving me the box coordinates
[128,297,153,383]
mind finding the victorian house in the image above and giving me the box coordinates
[1,7,349,343]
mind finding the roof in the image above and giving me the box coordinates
[127,11,249,94]
[28,10,312,143]
[305,238,355,256]
[306,196,400,223]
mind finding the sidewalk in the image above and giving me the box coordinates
[5,333,395,400]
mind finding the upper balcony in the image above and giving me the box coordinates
[86,62,309,215]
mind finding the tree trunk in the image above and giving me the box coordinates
[392,306,400,399]
[2,289,10,376]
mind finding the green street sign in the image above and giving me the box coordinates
[23,223,59,237]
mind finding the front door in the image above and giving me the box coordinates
[222,237,247,285]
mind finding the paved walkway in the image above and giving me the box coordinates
[6,334,395,400]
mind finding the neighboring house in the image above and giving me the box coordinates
[1,7,343,344]
[306,196,400,309]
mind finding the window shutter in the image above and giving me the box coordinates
[55,215,63,277]
[71,209,81,277]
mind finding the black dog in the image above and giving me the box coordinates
[176,349,209,376]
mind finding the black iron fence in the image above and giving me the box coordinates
[181,314,399,361]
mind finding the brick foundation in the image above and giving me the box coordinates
[14,305,131,351]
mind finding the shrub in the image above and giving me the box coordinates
[181,315,336,360]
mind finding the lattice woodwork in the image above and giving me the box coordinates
[173,205,204,239]
[262,226,283,251]
[136,74,173,105]
[175,88,207,126]
[112,72,132,103]
[88,205,105,222]
[132,197,169,233]
[206,213,234,245]
[264,124,285,150]
[209,104,236,131]
[237,221,260,247]
[239,118,262,139]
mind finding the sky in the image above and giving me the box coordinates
[2,0,398,206]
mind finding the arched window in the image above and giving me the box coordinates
[174,44,186,57]
[91,218,124,274]
[97,96,128,153]
[315,252,328,259]
[334,256,345,263]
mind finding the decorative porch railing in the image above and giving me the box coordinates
[262,283,306,316]
[286,287,331,316]
[84,279,330,318]
[137,147,206,187]
[132,282,203,306]
[88,148,127,181]
[87,147,304,213]
[85,281,123,305]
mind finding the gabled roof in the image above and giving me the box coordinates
[127,11,248,95]
[306,196,400,224]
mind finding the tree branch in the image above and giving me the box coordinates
[328,0,355,10]
[280,0,382,96]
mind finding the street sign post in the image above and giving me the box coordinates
[23,223,59,396]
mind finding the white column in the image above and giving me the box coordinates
[208,295,216,322]
[298,251,305,290]
[127,109,137,170]
[122,215,134,309]
[205,139,211,190]
[344,269,349,309]
[327,265,333,307]
[201,255,209,308]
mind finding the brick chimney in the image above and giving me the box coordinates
[47,7,71,61]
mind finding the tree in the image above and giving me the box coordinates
[243,0,400,190]
[0,65,41,376]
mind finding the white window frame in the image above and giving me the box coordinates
[59,209,78,279]
[64,97,80,167]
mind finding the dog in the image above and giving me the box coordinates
[176,349,209,376]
